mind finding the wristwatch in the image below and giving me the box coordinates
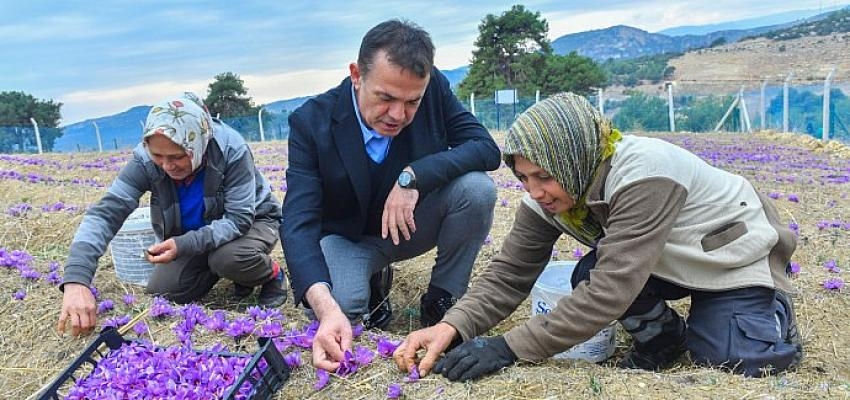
[397,170,417,189]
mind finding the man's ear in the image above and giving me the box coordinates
[349,62,361,90]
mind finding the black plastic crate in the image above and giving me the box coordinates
[36,328,290,400]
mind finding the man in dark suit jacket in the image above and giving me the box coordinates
[281,19,500,372]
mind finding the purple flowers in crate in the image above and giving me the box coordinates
[64,340,262,399]
[387,383,403,399]
[823,277,845,291]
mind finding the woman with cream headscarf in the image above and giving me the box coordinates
[58,93,285,336]
[395,92,802,380]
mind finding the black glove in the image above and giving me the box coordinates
[433,335,517,381]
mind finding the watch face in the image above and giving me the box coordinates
[398,171,413,187]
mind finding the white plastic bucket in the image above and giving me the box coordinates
[531,260,617,363]
[109,207,157,286]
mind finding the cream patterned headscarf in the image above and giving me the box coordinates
[142,92,213,172]
[504,92,622,245]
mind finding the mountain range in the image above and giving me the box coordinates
[52,5,844,152]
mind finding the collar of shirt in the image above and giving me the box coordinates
[351,84,391,163]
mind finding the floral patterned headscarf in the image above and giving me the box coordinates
[503,92,622,245]
[142,92,213,172]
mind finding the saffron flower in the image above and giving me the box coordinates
[823,277,844,291]
[354,345,375,366]
[787,194,800,203]
[387,383,403,399]
[572,248,584,259]
[314,369,330,391]
[284,351,303,369]
[352,323,364,338]
[132,321,148,336]
[96,299,114,314]
[376,337,401,358]
[404,364,420,383]
[788,261,801,276]
[149,297,174,318]
[12,289,26,301]
[102,315,131,330]
[45,271,62,285]
[824,260,840,273]
[203,310,229,332]
[121,294,136,305]
[336,350,359,377]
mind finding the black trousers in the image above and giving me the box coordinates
[572,249,799,376]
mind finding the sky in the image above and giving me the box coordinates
[1,0,847,125]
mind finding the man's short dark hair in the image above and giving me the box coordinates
[358,19,435,79]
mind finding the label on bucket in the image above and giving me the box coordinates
[531,261,616,363]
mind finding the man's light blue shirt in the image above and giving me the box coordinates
[352,84,391,163]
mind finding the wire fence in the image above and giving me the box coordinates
[3,76,850,154]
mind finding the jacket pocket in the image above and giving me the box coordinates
[701,221,748,252]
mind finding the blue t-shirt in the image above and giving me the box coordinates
[176,168,206,232]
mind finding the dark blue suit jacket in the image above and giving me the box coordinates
[281,68,501,305]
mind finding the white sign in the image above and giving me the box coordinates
[495,89,517,105]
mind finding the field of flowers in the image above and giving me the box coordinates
[0,131,848,399]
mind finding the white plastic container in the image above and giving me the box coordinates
[531,260,617,363]
[110,207,157,286]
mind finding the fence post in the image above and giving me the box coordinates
[823,67,835,142]
[258,108,266,142]
[93,121,103,152]
[783,73,793,133]
[469,93,475,116]
[760,80,767,130]
[29,118,43,154]
[666,82,675,132]
[597,88,604,115]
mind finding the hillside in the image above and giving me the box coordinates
[664,33,850,95]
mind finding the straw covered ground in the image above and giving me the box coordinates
[0,131,848,399]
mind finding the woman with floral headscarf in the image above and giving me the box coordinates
[396,92,802,380]
[58,93,285,336]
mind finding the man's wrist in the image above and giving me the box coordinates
[305,282,341,320]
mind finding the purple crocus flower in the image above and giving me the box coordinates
[149,297,174,318]
[225,317,255,340]
[96,299,114,314]
[284,351,303,369]
[352,323,364,338]
[20,268,41,281]
[824,260,840,273]
[404,364,420,383]
[387,383,403,399]
[484,234,492,245]
[314,369,330,391]
[45,271,62,285]
[768,192,782,200]
[823,277,844,291]
[121,294,136,305]
[572,248,584,259]
[336,350,359,377]
[133,321,148,336]
[787,194,800,203]
[788,222,799,237]
[354,345,375,366]
[376,337,401,358]
[12,290,26,301]
[203,310,229,332]
[788,261,801,275]
[500,198,509,207]
[102,315,131,330]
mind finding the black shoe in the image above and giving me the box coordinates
[232,283,253,300]
[364,265,393,330]
[776,291,804,369]
[617,339,686,371]
[420,286,456,328]
[258,266,287,308]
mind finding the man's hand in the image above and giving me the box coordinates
[382,183,419,245]
[306,283,353,372]
[394,322,459,376]
[57,283,97,336]
[433,335,517,381]
[145,238,178,264]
